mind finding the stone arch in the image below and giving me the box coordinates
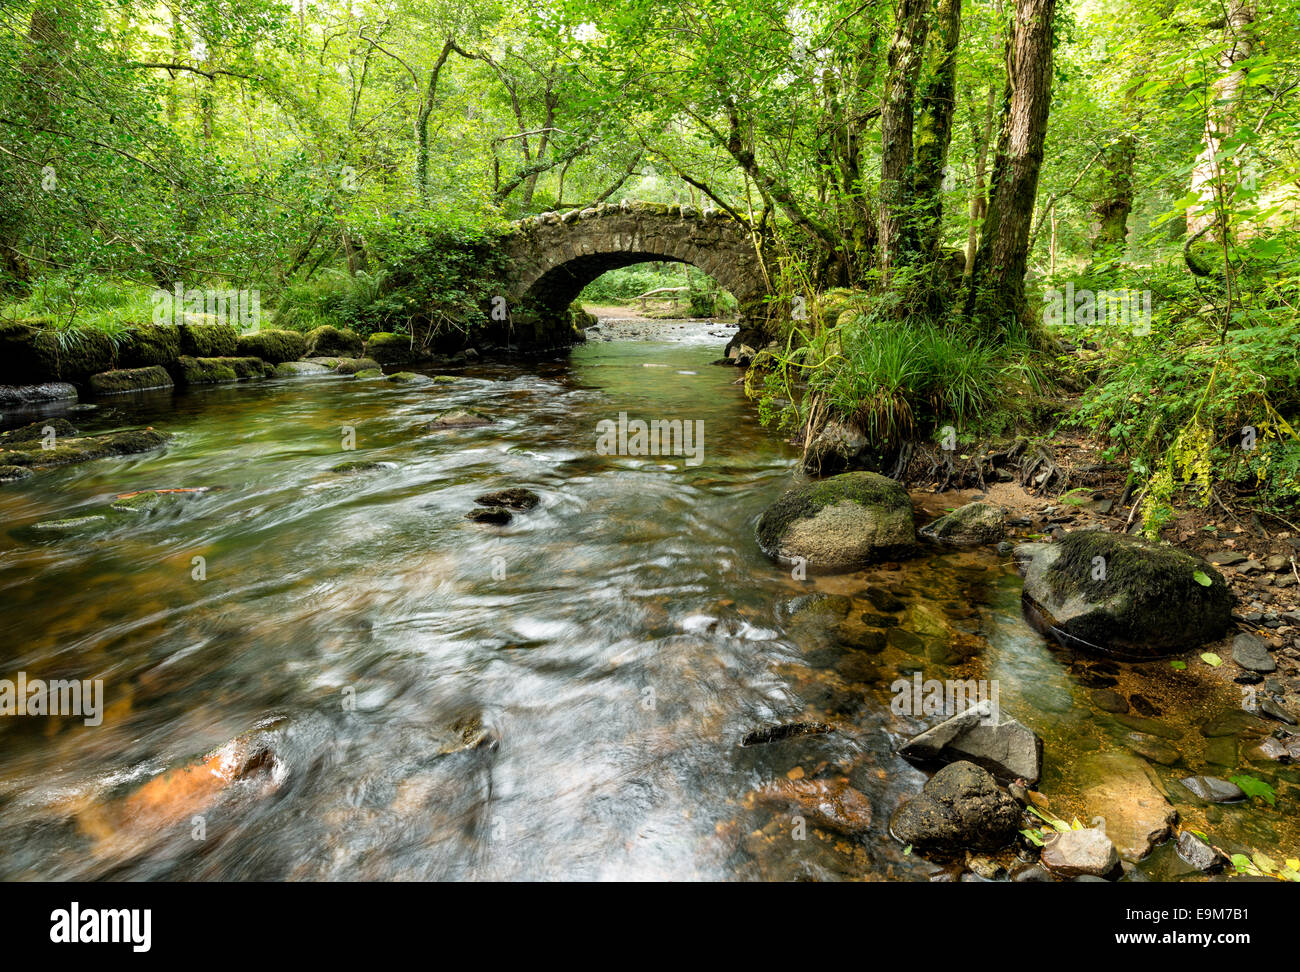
[501,202,772,337]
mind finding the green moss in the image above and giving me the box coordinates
[0,464,33,482]
[26,514,115,537]
[236,329,309,364]
[335,357,380,375]
[331,460,385,474]
[273,360,330,377]
[88,365,174,395]
[119,324,181,367]
[0,418,77,445]
[1047,531,1226,603]
[305,325,364,358]
[353,368,384,379]
[174,355,239,384]
[178,321,238,357]
[364,332,413,365]
[2,428,171,468]
[755,472,911,552]
[386,371,423,383]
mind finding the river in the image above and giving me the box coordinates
[0,320,1291,880]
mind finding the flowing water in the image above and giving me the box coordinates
[0,321,1295,881]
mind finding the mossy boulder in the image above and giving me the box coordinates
[236,329,309,364]
[89,366,174,396]
[353,368,384,379]
[0,428,171,468]
[24,513,116,538]
[119,324,181,368]
[0,465,33,482]
[334,357,381,376]
[178,321,239,357]
[273,360,331,377]
[109,489,200,514]
[364,332,414,365]
[0,321,116,382]
[305,325,364,358]
[225,356,269,379]
[386,371,425,384]
[1020,531,1234,658]
[174,356,239,384]
[0,418,78,445]
[331,460,387,474]
[424,408,494,430]
[755,471,916,572]
[920,501,1006,545]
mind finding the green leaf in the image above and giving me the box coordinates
[1201,652,1222,667]
[1230,774,1277,807]
[1170,660,1187,670]
[1231,853,1261,875]
[1020,828,1045,847]
[1193,570,1212,586]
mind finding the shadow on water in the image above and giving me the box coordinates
[0,324,1294,880]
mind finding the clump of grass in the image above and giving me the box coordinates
[751,293,1039,448]
[0,275,156,337]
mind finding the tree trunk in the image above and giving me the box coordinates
[1090,131,1135,258]
[964,85,996,275]
[909,0,962,261]
[966,0,1059,330]
[1185,0,1255,239]
[877,0,932,279]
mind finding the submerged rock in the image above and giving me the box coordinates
[898,700,1043,785]
[0,417,77,444]
[26,514,114,537]
[353,368,384,379]
[426,408,494,429]
[1075,751,1178,861]
[466,507,512,525]
[754,777,873,835]
[0,465,33,482]
[386,371,425,383]
[109,488,207,514]
[890,761,1021,852]
[331,460,387,474]
[920,502,1006,545]
[755,471,916,572]
[474,488,540,511]
[87,365,173,395]
[1232,632,1276,673]
[1021,531,1234,657]
[1041,827,1119,878]
[1179,776,1245,803]
[0,428,171,469]
[741,722,836,747]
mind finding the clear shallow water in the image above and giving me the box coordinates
[0,326,1294,880]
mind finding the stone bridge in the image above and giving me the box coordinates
[499,201,773,345]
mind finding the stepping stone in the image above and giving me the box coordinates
[1232,632,1276,673]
